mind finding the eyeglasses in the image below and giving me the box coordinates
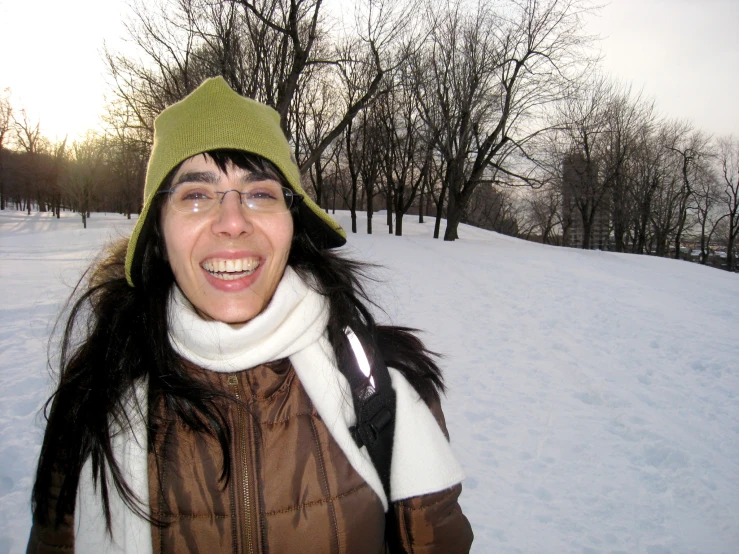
[161,181,303,215]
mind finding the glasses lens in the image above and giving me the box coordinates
[170,183,217,213]
[243,183,292,213]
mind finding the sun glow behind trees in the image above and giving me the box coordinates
[0,0,131,143]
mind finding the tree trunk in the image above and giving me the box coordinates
[0,155,5,210]
[636,214,648,254]
[443,191,461,241]
[0,146,4,210]
[613,218,626,252]
[394,188,405,237]
[426,183,433,220]
[654,233,668,257]
[699,222,708,264]
[581,219,593,249]
[673,228,684,260]
[386,188,393,234]
[727,233,737,272]
[433,188,445,239]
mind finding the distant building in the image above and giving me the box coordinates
[561,153,611,250]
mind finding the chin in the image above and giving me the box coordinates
[201,298,266,325]
[184,275,278,324]
[221,313,260,325]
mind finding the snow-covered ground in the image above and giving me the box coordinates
[1,209,738,554]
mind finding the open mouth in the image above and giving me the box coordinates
[201,257,260,281]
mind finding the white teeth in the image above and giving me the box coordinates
[201,257,260,279]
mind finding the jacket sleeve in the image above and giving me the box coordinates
[26,469,75,553]
[386,390,473,553]
[389,483,473,554]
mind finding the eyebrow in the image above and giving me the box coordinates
[172,170,279,187]
[243,170,280,184]
[172,171,220,186]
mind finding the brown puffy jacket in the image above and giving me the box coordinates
[28,359,473,553]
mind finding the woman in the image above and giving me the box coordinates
[28,77,473,553]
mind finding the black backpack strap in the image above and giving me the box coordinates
[342,327,396,503]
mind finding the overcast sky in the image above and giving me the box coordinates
[0,0,737,142]
[588,0,738,138]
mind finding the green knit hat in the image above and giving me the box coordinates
[124,76,346,287]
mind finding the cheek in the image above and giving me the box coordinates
[161,218,178,269]
[272,216,294,261]
[161,213,197,276]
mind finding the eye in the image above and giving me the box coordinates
[182,190,209,201]
[245,181,283,201]
[173,184,215,202]
[249,190,279,200]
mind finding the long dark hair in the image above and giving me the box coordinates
[31,150,443,531]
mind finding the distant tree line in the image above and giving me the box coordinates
[519,77,739,271]
[1,0,737,271]
[0,88,148,228]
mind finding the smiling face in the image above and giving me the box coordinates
[160,153,294,324]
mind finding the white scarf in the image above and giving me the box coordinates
[75,268,465,553]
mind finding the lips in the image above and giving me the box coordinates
[201,257,260,280]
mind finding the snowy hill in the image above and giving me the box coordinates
[1,209,738,554]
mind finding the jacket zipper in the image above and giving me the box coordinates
[228,375,254,554]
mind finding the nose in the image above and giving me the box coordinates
[211,190,254,237]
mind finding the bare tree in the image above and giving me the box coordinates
[717,136,739,271]
[413,0,594,242]
[552,77,614,249]
[0,88,12,210]
[375,60,434,236]
[645,121,695,257]
[13,109,45,155]
[13,109,49,214]
[104,0,205,138]
[46,138,69,218]
[605,90,654,252]
[547,77,649,250]
[296,0,423,173]
[356,105,385,234]
[107,109,149,218]
[343,116,363,233]
[664,123,712,259]
[335,35,390,233]
[463,183,520,236]
[691,164,723,264]
[106,0,414,187]
[66,134,108,228]
[522,183,563,244]
[294,76,338,207]
[627,122,665,254]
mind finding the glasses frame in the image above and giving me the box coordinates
[159,185,303,215]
